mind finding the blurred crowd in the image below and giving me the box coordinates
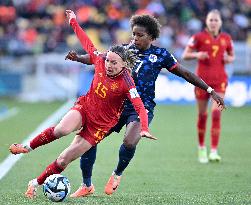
[0,0,250,57]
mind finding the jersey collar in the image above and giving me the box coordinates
[205,28,221,39]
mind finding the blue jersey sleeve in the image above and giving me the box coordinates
[161,49,178,71]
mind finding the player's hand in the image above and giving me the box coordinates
[65,10,76,24]
[196,51,209,60]
[223,52,232,64]
[140,131,157,140]
[65,51,78,61]
[211,91,226,111]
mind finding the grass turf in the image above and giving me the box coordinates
[0,99,250,204]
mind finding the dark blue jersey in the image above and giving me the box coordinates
[124,44,178,113]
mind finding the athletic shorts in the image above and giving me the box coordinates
[109,108,154,133]
[195,81,228,100]
[71,103,109,146]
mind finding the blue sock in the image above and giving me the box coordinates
[114,144,136,176]
[83,177,92,187]
[80,146,97,187]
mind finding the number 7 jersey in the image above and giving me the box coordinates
[188,29,233,84]
[123,44,178,113]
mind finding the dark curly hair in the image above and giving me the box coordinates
[130,14,161,40]
[109,45,139,72]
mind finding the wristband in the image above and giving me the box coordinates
[207,86,214,94]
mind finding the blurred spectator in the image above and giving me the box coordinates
[0,0,250,57]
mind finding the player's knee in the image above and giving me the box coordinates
[123,138,137,149]
[54,125,72,137]
[212,109,221,124]
[57,156,69,168]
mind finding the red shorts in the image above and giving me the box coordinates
[71,103,109,146]
[195,81,227,100]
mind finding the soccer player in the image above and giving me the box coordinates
[8,10,155,199]
[182,9,235,163]
[65,14,226,197]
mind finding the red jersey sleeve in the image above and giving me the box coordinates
[70,18,98,64]
[226,35,234,54]
[187,34,199,50]
[123,71,149,132]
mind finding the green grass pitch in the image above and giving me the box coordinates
[0,99,251,204]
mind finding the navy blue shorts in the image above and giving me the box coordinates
[110,109,154,133]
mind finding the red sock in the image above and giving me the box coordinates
[211,110,221,150]
[29,127,56,150]
[37,160,65,185]
[197,113,207,147]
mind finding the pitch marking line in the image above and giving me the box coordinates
[0,107,19,121]
[0,99,75,181]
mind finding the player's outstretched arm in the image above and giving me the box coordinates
[65,10,97,58]
[65,51,92,65]
[170,64,226,110]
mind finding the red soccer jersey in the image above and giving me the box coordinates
[188,29,233,84]
[70,18,148,132]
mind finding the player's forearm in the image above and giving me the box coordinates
[70,18,96,55]
[182,47,198,60]
[132,99,149,132]
[186,72,211,92]
[225,55,235,64]
[184,71,208,90]
[77,54,92,65]
[173,64,210,92]
[182,51,199,60]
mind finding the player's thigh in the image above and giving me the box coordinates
[123,120,141,147]
[55,110,83,136]
[195,87,209,114]
[58,135,92,166]
[196,99,209,114]
[211,82,227,110]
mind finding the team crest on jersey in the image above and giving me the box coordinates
[205,39,210,44]
[93,50,102,56]
[129,88,139,99]
[111,82,119,91]
[149,54,157,63]
[98,73,103,77]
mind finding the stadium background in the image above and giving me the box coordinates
[0,1,251,204]
[0,0,250,105]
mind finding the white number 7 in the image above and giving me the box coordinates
[135,60,143,74]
